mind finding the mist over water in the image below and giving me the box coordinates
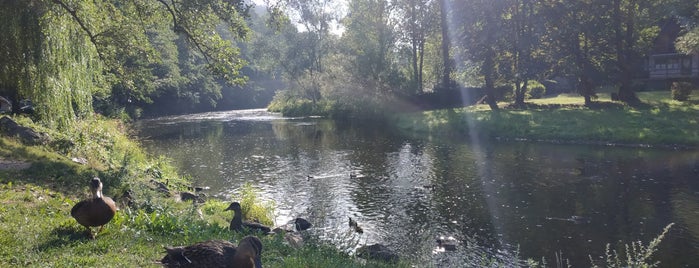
[135,109,699,267]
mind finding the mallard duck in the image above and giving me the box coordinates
[348,216,363,234]
[70,177,117,238]
[160,235,263,268]
[225,202,272,234]
[233,235,263,268]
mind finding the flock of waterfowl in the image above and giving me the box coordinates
[70,175,458,267]
[69,177,291,268]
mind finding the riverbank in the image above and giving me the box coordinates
[393,91,699,148]
[0,115,409,267]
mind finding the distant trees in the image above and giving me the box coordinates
[2,0,695,123]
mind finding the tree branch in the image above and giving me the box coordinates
[154,0,213,65]
[50,0,106,61]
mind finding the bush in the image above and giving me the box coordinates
[526,80,547,99]
[671,82,693,101]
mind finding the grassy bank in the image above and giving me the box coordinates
[0,108,681,267]
[393,91,699,148]
[0,115,409,268]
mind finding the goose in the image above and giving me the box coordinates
[70,177,118,238]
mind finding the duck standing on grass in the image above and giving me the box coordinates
[225,202,272,234]
[159,235,263,268]
[70,177,117,238]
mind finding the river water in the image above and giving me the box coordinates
[134,109,699,267]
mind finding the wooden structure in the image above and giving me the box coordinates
[647,19,699,80]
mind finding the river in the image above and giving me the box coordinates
[134,109,699,267]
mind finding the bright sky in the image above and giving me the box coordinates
[250,0,347,35]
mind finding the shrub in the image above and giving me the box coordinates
[671,82,693,101]
[526,80,547,99]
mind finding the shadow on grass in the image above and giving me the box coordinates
[35,225,92,252]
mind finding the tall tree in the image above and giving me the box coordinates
[454,0,508,110]
[396,0,437,94]
[438,0,452,90]
[542,0,615,106]
[267,0,342,103]
[610,0,667,103]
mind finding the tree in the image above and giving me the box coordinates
[453,0,509,110]
[437,0,452,90]
[0,0,252,124]
[610,0,667,103]
[541,0,615,106]
[504,0,547,106]
[395,0,437,93]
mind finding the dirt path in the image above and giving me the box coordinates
[0,157,31,170]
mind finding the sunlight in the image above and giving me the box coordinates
[442,0,509,257]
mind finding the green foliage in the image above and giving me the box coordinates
[526,80,546,99]
[670,81,693,101]
[231,182,275,226]
[0,1,104,129]
[590,223,674,268]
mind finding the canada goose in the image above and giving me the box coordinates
[70,177,117,238]
[160,235,263,268]
[225,202,272,234]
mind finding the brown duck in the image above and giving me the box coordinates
[70,177,117,238]
[160,235,263,268]
[225,202,271,234]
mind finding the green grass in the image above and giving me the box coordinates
[0,115,411,268]
[393,91,699,147]
[0,105,683,267]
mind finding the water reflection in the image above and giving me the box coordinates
[135,109,699,267]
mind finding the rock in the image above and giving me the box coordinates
[284,232,304,248]
[436,236,458,251]
[0,116,49,145]
[357,244,399,263]
[272,227,294,234]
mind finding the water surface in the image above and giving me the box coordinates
[134,109,699,267]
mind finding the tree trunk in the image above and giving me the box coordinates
[514,80,527,107]
[483,48,499,111]
[613,0,639,103]
[439,0,451,90]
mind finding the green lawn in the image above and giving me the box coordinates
[394,91,699,147]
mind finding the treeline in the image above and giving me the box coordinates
[264,0,699,117]
[1,0,698,126]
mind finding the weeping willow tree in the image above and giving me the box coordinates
[0,0,251,128]
[0,1,104,128]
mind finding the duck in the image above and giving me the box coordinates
[225,202,272,234]
[348,216,363,234]
[70,177,118,238]
[160,235,263,268]
[293,217,312,231]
